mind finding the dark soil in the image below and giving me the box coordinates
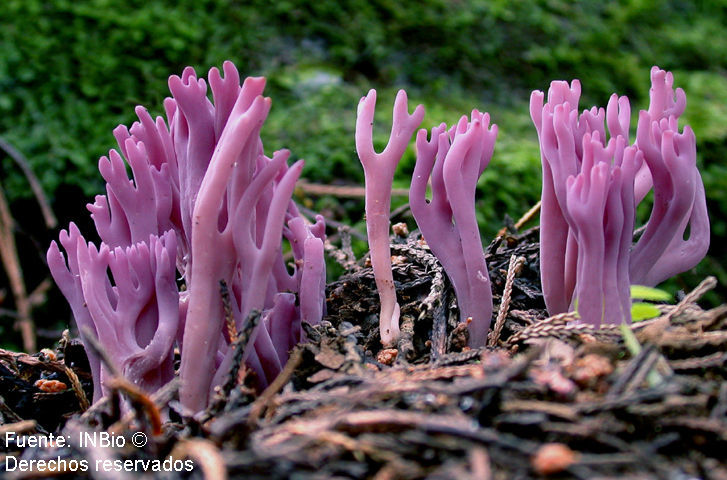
[1,225,726,479]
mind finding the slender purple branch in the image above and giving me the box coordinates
[179,91,272,412]
[411,111,497,346]
[355,89,424,346]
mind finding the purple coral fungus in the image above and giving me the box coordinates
[531,67,709,326]
[355,89,424,346]
[48,62,327,414]
[410,111,497,346]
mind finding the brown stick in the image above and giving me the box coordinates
[171,439,228,480]
[488,255,526,347]
[667,276,717,321]
[496,200,541,238]
[0,136,57,229]
[0,420,37,436]
[0,182,35,352]
[297,180,409,199]
[106,377,163,436]
[248,347,304,425]
[65,365,90,412]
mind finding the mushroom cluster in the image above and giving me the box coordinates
[47,63,709,414]
[48,62,327,413]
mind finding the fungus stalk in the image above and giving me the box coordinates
[410,111,497,346]
[355,89,424,346]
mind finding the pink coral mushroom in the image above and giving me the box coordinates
[531,66,709,326]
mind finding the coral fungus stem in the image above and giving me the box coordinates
[355,89,424,347]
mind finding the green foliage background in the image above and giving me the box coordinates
[1,0,726,345]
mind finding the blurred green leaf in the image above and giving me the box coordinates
[630,285,672,302]
[631,302,662,322]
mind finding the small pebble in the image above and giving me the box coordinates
[571,354,614,387]
[34,379,67,393]
[392,222,409,237]
[532,443,578,475]
[377,348,398,365]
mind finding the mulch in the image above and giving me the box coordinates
[1,225,726,479]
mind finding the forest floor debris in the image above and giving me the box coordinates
[1,226,726,479]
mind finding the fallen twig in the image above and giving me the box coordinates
[171,438,228,480]
[0,136,57,229]
[248,347,304,425]
[488,255,526,347]
[0,182,35,352]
